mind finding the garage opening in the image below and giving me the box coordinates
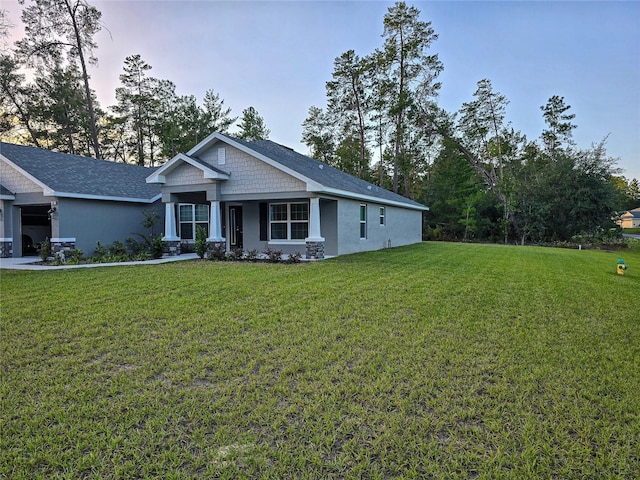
[21,205,51,256]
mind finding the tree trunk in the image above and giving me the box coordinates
[66,0,100,159]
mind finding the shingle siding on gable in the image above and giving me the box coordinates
[0,160,42,194]
[165,162,207,186]
[199,145,306,195]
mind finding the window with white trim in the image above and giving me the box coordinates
[269,202,309,240]
[379,206,386,226]
[360,204,367,239]
[179,203,209,240]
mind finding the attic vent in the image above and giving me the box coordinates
[318,164,324,169]
[218,147,226,165]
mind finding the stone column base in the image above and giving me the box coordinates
[51,238,76,256]
[305,241,325,260]
[207,241,226,259]
[163,240,181,256]
[0,240,13,258]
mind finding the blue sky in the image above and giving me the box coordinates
[5,0,640,180]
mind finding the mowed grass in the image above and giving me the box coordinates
[1,242,638,479]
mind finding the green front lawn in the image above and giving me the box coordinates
[1,243,638,478]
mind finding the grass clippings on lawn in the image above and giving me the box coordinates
[1,242,639,479]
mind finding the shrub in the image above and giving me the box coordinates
[195,225,208,259]
[126,237,146,256]
[151,236,164,259]
[37,237,52,262]
[93,241,107,261]
[109,240,128,257]
[286,252,303,264]
[245,249,260,262]
[133,252,152,261]
[265,246,283,263]
[230,247,244,261]
[66,249,84,265]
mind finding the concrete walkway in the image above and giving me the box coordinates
[0,253,200,271]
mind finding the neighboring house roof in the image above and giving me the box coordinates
[623,207,640,218]
[149,132,428,211]
[0,142,161,203]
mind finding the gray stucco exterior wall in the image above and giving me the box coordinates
[336,199,422,256]
[57,198,163,255]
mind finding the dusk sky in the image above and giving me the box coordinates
[4,0,640,180]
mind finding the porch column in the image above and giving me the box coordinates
[306,197,324,242]
[207,200,225,242]
[163,202,178,241]
[305,197,325,259]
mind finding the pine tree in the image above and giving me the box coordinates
[237,106,270,141]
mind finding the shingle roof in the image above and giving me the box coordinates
[626,207,640,218]
[228,136,427,210]
[0,142,160,202]
[0,184,14,196]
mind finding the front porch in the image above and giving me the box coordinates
[161,196,328,260]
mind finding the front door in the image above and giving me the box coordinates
[229,206,243,250]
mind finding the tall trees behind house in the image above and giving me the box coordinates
[110,54,237,166]
[301,1,634,243]
[1,2,240,166]
[380,1,442,195]
[302,1,442,197]
[16,0,103,158]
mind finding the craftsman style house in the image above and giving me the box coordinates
[146,133,427,259]
[1,134,427,259]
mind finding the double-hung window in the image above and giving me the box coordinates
[379,206,386,226]
[179,204,209,240]
[360,204,367,239]
[269,202,308,241]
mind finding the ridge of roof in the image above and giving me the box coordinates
[1,142,160,202]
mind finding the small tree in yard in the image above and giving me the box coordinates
[129,209,163,258]
[37,237,52,262]
[195,225,208,259]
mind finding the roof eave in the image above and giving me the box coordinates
[316,186,428,211]
[50,192,162,204]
